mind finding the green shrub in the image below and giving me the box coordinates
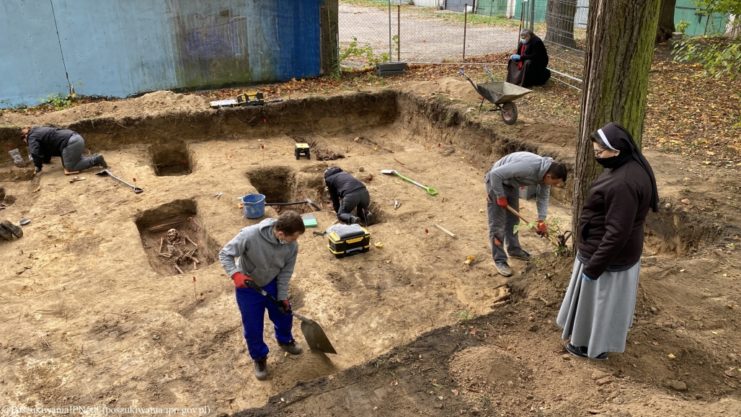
[44,94,74,110]
[672,37,741,80]
[675,20,690,35]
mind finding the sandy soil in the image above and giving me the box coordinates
[0,91,208,128]
[1,77,739,417]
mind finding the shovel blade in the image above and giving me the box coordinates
[297,315,337,354]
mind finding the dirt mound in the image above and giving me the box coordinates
[517,123,577,148]
[450,345,533,398]
[0,91,208,127]
[401,77,483,103]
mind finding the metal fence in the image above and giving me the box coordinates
[338,0,587,89]
[338,1,520,68]
[539,0,586,89]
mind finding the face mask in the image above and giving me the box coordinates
[520,38,527,44]
[595,152,630,169]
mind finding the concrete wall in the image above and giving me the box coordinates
[413,0,443,8]
[0,0,332,108]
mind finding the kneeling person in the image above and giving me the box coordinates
[324,167,371,225]
[22,126,107,175]
[506,29,551,88]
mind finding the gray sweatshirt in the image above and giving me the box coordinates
[485,151,553,220]
[218,218,298,300]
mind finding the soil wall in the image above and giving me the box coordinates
[0,91,399,155]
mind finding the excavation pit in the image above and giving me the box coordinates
[134,199,219,276]
[246,166,325,214]
[150,141,192,176]
[1,88,736,416]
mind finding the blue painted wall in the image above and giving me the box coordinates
[0,1,70,108]
[0,0,324,108]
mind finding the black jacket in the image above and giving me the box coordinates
[516,35,549,69]
[27,127,76,170]
[324,167,366,211]
[578,159,654,279]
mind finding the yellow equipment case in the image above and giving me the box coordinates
[326,224,370,258]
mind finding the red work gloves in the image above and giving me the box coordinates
[231,272,253,288]
[536,220,549,237]
[496,196,508,208]
[279,299,292,314]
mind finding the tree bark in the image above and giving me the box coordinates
[545,0,578,49]
[572,0,661,246]
[320,0,339,75]
[656,0,676,43]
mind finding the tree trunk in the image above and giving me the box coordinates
[320,0,339,75]
[656,0,676,43]
[545,0,578,49]
[572,0,661,246]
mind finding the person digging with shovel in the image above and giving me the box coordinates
[21,126,107,175]
[485,152,567,277]
[218,211,306,381]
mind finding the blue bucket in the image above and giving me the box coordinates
[242,193,265,219]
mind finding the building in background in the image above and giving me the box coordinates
[0,0,338,108]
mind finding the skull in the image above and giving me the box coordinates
[166,228,179,242]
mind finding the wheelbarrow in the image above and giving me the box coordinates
[459,69,531,125]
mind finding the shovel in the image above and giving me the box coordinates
[265,198,321,210]
[246,282,337,354]
[381,169,438,196]
[96,169,143,194]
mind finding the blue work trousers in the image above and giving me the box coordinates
[235,279,294,361]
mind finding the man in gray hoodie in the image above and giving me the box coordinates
[219,211,306,380]
[485,152,567,277]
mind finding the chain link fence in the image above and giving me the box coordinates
[513,0,586,89]
[338,1,587,89]
[540,0,587,89]
[338,1,520,68]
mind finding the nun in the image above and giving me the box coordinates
[557,122,659,360]
[506,29,551,88]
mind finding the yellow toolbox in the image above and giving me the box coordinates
[295,143,311,160]
[326,224,370,258]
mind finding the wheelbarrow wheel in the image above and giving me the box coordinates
[501,102,518,125]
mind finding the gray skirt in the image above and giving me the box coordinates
[556,256,640,358]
